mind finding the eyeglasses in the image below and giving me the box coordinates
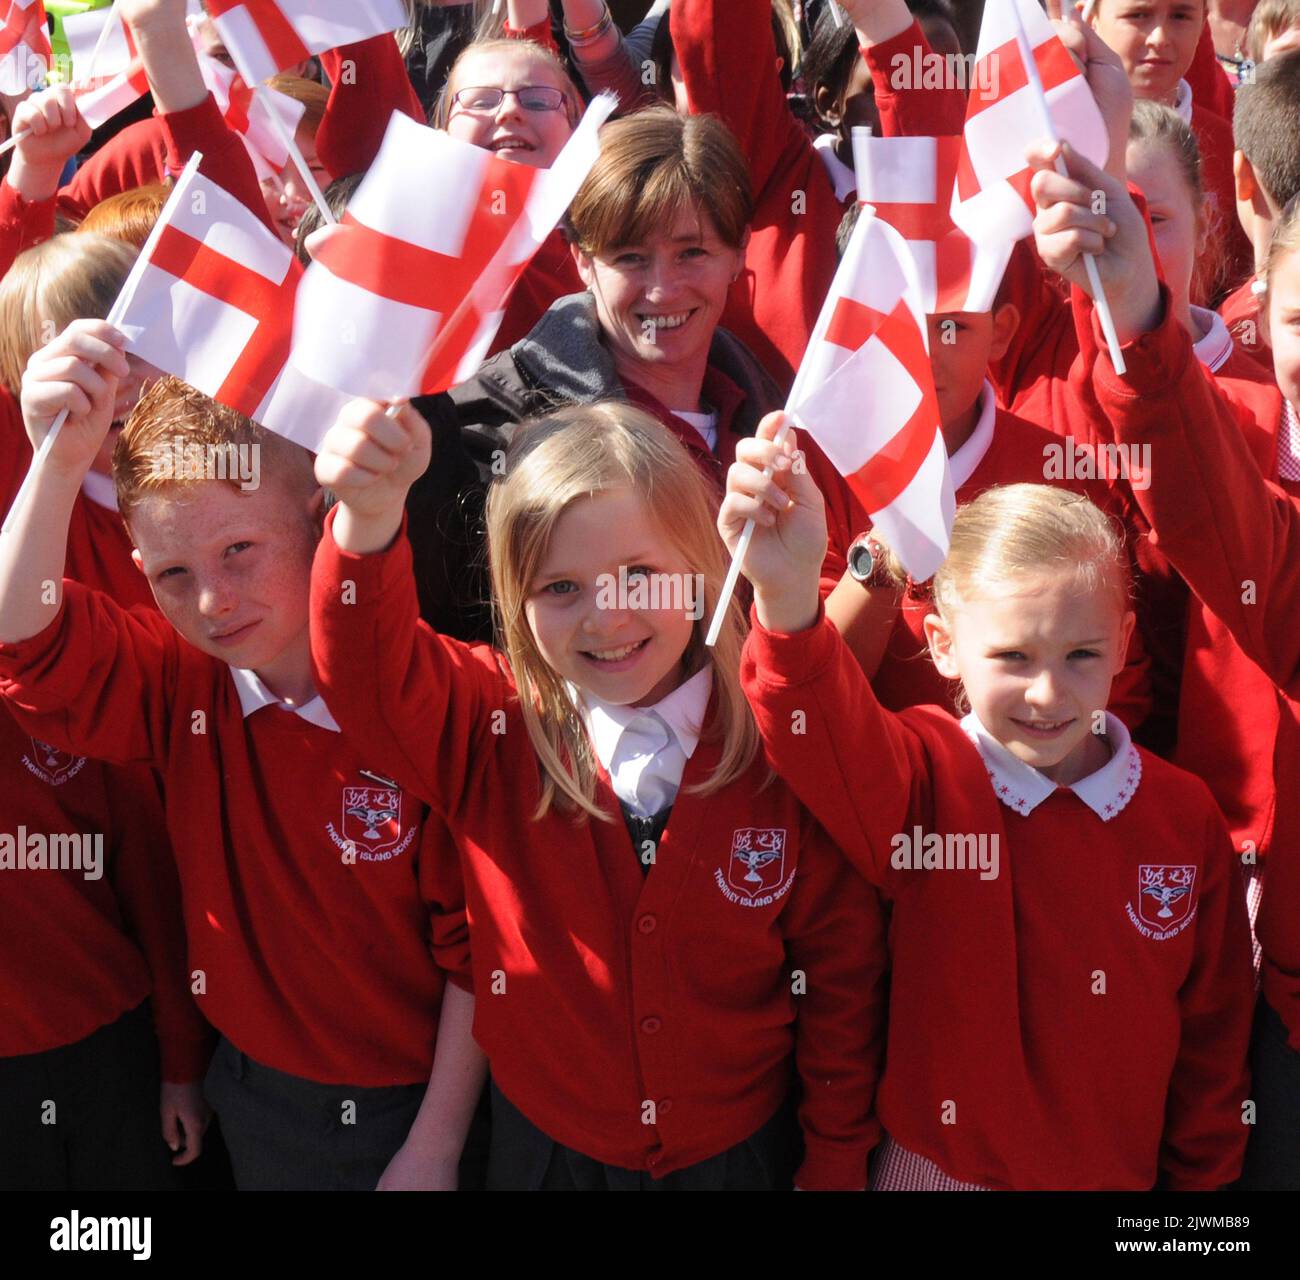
[451,85,567,114]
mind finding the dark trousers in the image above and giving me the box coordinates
[1238,997,1300,1190]
[0,1001,177,1192]
[485,1081,798,1190]
[202,1036,431,1191]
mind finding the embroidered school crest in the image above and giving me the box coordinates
[22,737,87,787]
[727,827,787,896]
[1125,864,1198,940]
[340,786,403,856]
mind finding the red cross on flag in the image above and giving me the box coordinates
[114,162,350,452]
[195,49,304,182]
[0,0,50,95]
[62,4,152,129]
[789,207,953,582]
[206,0,407,87]
[950,0,1107,247]
[853,130,1012,316]
[291,95,616,401]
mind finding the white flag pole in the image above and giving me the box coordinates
[1011,0,1127,375]
[84,0,120,82]
[257,83,336,227]
[1,153,205,537]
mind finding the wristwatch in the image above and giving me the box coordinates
[846,533,896,590]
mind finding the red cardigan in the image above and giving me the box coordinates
[307,512,888,1189]
[1087,289,1300,1051]
[742,608,1253,1190]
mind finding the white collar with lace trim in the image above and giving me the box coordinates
[228,665,340,732]
[960,710,1142,821]
[813,131,858,203]
[81,470,119,511]
[947,380,997,489]
[576,665,713,775]
[1172,78,1193,124]
[1191,305,1233,372]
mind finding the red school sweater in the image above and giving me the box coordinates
[0,584,470,1087]
[672,3,959,388]
[57,94,275,233]
[0,705,209,1081]
[805,399,1150,725]
[741,609,1254,1190]
[1219,276,1270,372]
[1088,291,1300,1049]
[308,513,887,1189]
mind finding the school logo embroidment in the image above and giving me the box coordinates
[330,779,416,857]
[1126,864,1198,940]
[713,827,794,907]
[23,738,87,787]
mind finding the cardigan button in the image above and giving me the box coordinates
[637,913,657,934]
[640,1016,662,1034]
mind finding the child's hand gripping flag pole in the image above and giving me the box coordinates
[1,153,205,537]
[950,0,1127,374]
[291,93,618,406]
[704,205,954,648]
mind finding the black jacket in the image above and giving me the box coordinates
[406,291,782,642]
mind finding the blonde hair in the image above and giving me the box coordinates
[431,37,583,130]
[1246,0,1300,62]
[114,376,315,523]
[485,402,759,821]
[1262,193,1300,313]
[567,107,753,256]
[75,183,170,247]
[928,485,1130,622]
[0,234,137,395]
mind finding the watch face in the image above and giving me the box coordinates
[848,539,876,581]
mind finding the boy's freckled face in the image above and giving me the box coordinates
[128,478,320,675]
[524,487,698,709]
[444,49,574,169]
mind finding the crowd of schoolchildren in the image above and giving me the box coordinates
[1,0,1299,1193]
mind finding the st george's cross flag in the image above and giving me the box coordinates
[194,48,305,181]
[291,95,617,402]
[0,0,50,95]
[853,128,1012,315]
[950,0,1108,246]
[788,206,953,582]
[206,0,407,87]
[62,4,152,129]
[113,162,350,452]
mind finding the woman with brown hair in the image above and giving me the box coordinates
[405,106,790,641]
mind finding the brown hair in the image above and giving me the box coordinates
[431,38,583,130]
[75,183,170,247]
[567,107,753,256]
[114,376,315,523]
[267,73,329,136]
[0,234,136,395]
[1246,0,1300,62]
[1128,100,1204,211]
[1234,49,1300,211]
[484,401,758,821]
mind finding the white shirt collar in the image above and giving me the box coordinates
[81,471,120,511]
[813,131,859,203]
[228,665,340,732]
[1172,78,1193,124]
[1191,304,1233,372]
[578,665,713,776]
[960,710,1142,821]
[947,380,997,489]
